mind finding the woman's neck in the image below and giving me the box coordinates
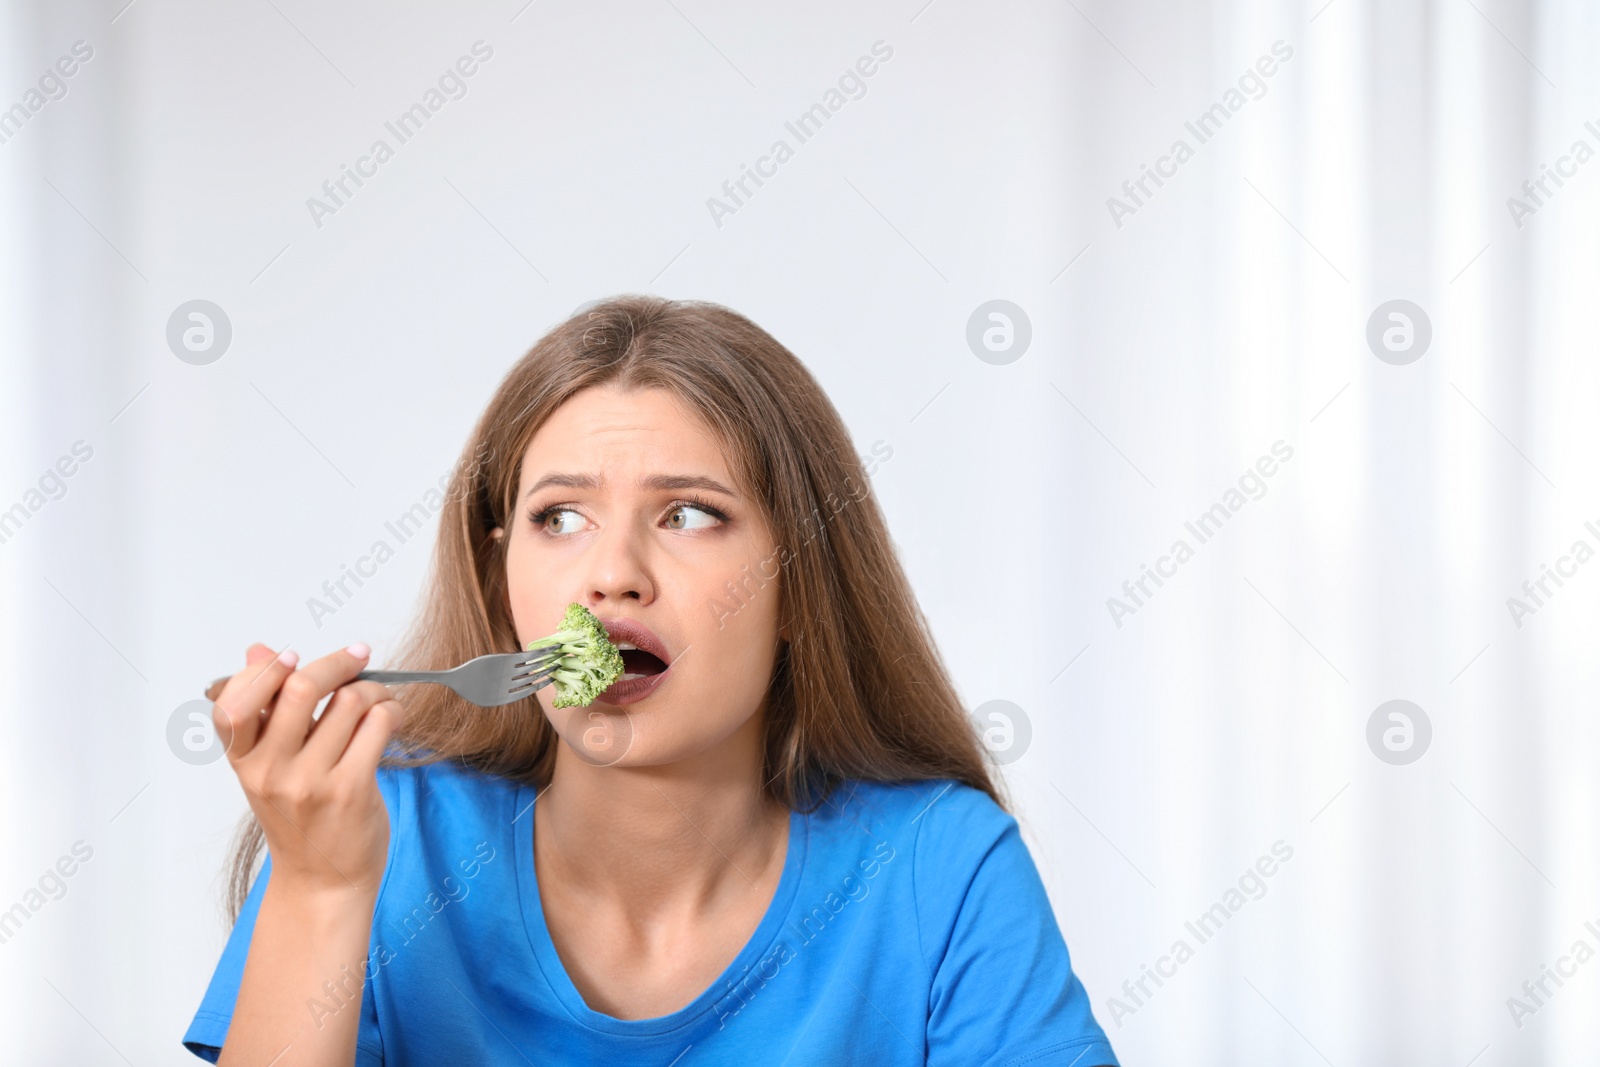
[534,715,789,920]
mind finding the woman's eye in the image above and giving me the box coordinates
[665,504,719,530]
[542,508,585,535]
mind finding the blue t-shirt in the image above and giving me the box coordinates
[184,761,1118,1066]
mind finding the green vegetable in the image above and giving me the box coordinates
[525,603,625,708]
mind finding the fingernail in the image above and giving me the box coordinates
[346,642,371,660]
[277,649,300,668]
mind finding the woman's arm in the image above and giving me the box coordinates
[210,642,402,1066]
[220,881,377,1065]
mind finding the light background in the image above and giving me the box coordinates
[2,0,1596,1062]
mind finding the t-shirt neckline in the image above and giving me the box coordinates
[512,781,810,1038]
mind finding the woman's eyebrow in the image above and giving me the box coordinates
[525,472,597,497]
[642,474,740,497]
[524,473,739,499]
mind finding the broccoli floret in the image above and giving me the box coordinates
[525,603,625,708]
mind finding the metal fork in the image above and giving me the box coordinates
[356,648,564,707]
[203,648,566,708]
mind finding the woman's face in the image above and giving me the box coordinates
[490,384,786,770]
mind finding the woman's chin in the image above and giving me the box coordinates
[548,704,635,767]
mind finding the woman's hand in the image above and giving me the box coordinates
[210,643,400,1066]
[213,642,402,898]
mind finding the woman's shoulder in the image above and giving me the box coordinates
[811,777,1018,866]
[818,775,1009,823]
[374,755,528,830]
[367,758,526,904]
[811,779,1040,964]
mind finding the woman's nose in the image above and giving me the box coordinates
[583,525,653,605]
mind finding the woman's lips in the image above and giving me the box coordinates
[594,664,670,706]
[595,616,673,705]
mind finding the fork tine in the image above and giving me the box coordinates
[509,661,560,690]
[515,658,560,680]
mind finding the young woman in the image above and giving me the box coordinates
[184,296,1118,1066]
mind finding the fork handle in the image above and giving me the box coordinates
[356,669,452,685]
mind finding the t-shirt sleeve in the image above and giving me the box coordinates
[182,769,400,1064]
[914,784,1120,1067]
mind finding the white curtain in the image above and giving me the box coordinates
[3,0,1594,1062]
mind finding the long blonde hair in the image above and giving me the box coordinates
[227,295,1001,921]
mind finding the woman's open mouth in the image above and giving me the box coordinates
[595,621,674,706]
[617,646,668,680]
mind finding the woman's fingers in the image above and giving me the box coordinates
[214,647,300,760]
[338,698,404,781]
[252,644,372,762]
[209,640,397,898]
[299,679,396,771]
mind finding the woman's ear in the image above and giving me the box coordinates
[489,526,505,542]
